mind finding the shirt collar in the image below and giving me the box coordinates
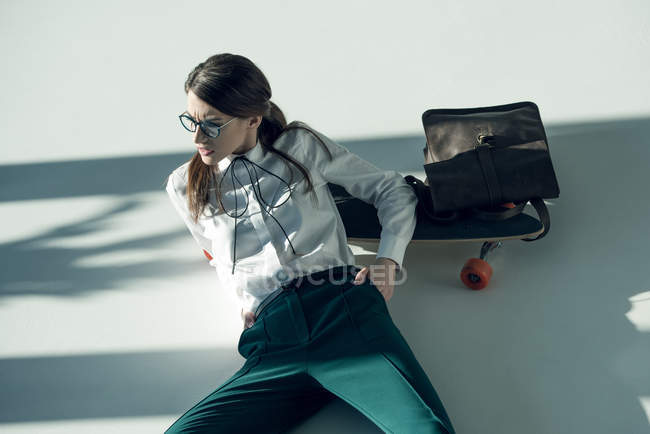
[217,140,263,171]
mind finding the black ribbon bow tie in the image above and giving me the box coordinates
[218,155,297,274]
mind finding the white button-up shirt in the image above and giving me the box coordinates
[165,124,418,314]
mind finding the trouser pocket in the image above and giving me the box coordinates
[342,280,397,343]
[237,317,268,359]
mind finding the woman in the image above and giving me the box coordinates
[164,53,455,434]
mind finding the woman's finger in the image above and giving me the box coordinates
[243,311,256,328]
[353,266,368,285]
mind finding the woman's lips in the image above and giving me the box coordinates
[199,148,214,156]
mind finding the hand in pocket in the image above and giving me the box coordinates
[241,309,257,329]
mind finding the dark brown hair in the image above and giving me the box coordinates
[171,53,333,223]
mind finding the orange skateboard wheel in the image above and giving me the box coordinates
[501,202,516,209]
[460,258,493,290]
[202,249,213,261]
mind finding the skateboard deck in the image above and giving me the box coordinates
[329,183,543,242]
[328,182,544,290]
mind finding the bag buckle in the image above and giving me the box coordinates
[475,134,495,149]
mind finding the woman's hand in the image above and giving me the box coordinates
[241,309,257,329]
[352,257,399,302]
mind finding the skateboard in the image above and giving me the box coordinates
[327,182,544,290]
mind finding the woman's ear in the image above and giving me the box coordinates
[245,115,263,129]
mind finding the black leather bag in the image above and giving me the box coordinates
[408,101,560,241]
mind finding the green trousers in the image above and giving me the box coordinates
[164,265,455,434]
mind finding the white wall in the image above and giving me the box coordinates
[1,0,648,164]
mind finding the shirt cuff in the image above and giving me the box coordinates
[375,230,411,271]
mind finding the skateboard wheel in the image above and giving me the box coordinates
[202,249,213,261]
[501,202,516,209]
[460,258,493,290]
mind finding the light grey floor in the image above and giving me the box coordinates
[1,117,649,433]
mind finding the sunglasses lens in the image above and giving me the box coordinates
[202,122,221,138]
[180,115,196,132]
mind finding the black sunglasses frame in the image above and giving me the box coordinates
[178,113,236,138]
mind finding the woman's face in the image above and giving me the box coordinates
[185,90,261,165]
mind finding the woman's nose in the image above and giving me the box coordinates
[193,127,207,145]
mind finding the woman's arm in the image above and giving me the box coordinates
[302,127,418,271]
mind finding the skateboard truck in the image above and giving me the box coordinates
[460,241,502,290]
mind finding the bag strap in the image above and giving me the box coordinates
[471,202,526,220]
[472,198,550,240]
[403,175,460,224]
[475,141,504,206]
[521,198,550,241]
